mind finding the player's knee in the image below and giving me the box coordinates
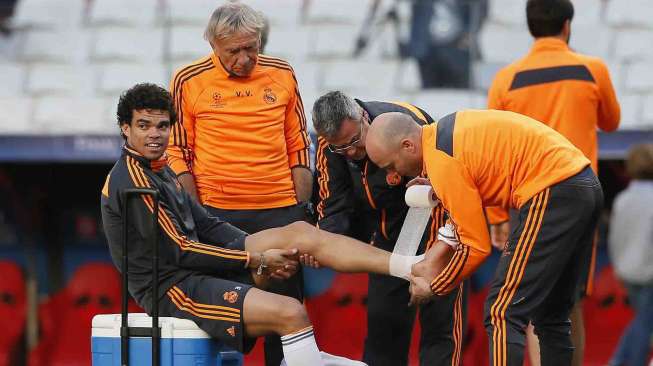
[286,221,319,249]
[275,297,310,335]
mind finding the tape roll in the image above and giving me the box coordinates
[405,185,437,208]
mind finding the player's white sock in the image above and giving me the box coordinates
[389,253,425,280]
[320,351,368,365]
[280,326,324,366]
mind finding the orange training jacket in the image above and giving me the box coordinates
[167,53,310,210]
[423,109,590,295]
[488,37,620,173]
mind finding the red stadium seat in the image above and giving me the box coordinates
[28,262,135,366]
[462,287,490,366]
[245,273,370,365]
[584,265,634,366]
[0,261,26,366]
[306,273,369,360]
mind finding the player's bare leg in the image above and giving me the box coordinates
[245,222,420,276]
[526,323,541,366]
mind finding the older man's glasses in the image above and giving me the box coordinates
[328,118,364,154]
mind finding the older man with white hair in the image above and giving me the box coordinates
[166,3,313,364]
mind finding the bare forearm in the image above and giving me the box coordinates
[244,222,391,275]
[291,166,312,203]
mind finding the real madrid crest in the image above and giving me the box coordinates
[223,291,239,304]
[263,88,277,104]
[386,171,403,186]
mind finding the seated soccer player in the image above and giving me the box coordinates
[101,83,422,366]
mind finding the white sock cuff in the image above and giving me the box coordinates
[281,326,315,351]
[389,254,424,280]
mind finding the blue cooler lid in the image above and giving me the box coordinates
[92,313,211,339]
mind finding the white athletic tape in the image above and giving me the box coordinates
[393,207,432,256]
[389,253,425,280]
[393,185,436,257]
[405,185,438,208]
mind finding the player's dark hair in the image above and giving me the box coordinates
[526,0,574,38]
[116,83,177,140]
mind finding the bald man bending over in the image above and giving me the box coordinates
[365,111,603,366]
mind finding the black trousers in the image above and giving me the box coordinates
[363,236,467,366]
[205,203,308,366]
[484,167,603,366]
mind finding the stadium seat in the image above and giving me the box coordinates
[0,261,26,366]
[33,97,110,134]
[20,30,90,64]
[169,26,211,62]
[304,0,370,25]
[584,265,634,365]
[304,273,368,360]
[571,0,603,26]
[395,59,422,94]
[264,27,311,63]
[606,62,624,92]
[472,93,489,109]
[614,30,653,62]
[88,0,159,28]
[472,61,506,91]
[167,0,217,26]
[616,94,644,130]
[321,59,399,95]
[307,25,358,60]
[26,65,95,97]
[91,28,164,64]
[28,263,124,366]
[625,62,653,93]
[643,95,653,125]
[98,63,168,96]
[412,89,479,120]
[241,0,302,27]
[0,63,25,98]
[479,24,532,63]
[286,63,320,117]
[12,0,84,29]
[572,25,611,59]
[488,0,527,26]
[606,0,653,29]
[0,98,32,134]
[462,287,490,366]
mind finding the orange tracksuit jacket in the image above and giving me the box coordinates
[166,53,310,210]
[423,109,590,295]
[485,37,619,224]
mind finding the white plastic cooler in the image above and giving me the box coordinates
[91,313,243,366]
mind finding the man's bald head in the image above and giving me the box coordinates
[366,112,424,177]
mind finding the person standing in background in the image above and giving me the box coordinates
[486,1,620,364]
[165,4,312,365]
[607,144,653,366]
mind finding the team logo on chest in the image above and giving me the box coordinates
[386,172,402,186]
[263,88,277,104]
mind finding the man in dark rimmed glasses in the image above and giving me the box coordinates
[311,91,466,366]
